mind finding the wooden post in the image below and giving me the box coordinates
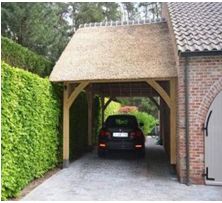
[159,97,164,145]
[170,78,177,164]
[63,83,70,168]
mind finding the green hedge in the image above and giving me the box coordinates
[1,62,61,200]
[104,98,121,120]
[130,111,158,135]
[1,37,54,77]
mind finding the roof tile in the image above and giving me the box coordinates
[167,2,222,53]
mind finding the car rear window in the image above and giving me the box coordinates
[105,116,138,128]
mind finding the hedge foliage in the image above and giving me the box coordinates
[1,37,54,77]
[102,97,157,135]
[1,62,61,200]
[104,98,121,120]
[130,111,158,135]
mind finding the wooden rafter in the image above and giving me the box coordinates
[67,82,89,108]
[146,79,172,109]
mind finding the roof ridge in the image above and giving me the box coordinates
[79,18,166,29]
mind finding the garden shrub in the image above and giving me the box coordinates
[104,98,121,120]
[1,37,54,77]
[1,62,61,200]
[130,111,158,135]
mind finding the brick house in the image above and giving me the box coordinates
[162,2,222,184]
[50,2,222,185]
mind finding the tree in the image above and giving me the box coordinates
[117,97,159,119]
[99,2,121,21]
[1,2,70,61]
[121,2,139,21]
[68,2,121,29]
[1,2,121,62]
[139,2,152,19]
[139,2,162,20]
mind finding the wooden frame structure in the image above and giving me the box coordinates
[62,78,177,167]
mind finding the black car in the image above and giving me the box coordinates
[98,114,145,158]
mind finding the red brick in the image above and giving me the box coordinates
[176,55,222,184]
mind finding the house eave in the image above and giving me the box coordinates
[179,50,222,57]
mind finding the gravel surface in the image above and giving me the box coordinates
[22,137,222,201]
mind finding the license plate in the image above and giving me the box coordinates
[113,132,128,137]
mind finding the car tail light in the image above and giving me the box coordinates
[99,130,111,137]
[135,144,142,148]
[99,143,106,148]
[130,130,143,138]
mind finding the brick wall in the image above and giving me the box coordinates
[177,55,222,184]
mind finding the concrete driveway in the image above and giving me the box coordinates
[22,137,222,201]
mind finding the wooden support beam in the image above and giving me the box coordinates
[160,98,165,146]
[146,79,172,109]
[170,78,177,164]
[63,83,70,168]
[67,82,89,108]
[63,82,89,168]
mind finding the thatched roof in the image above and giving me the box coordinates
[49,22,177,82]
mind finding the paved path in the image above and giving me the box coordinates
[22,137,222,201]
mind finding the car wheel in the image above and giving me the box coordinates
[98,149,106,158]
[136,148,145,159]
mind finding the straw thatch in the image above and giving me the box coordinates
[49,22,177,82]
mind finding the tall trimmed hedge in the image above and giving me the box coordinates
[104,98,121,120]
[1,62,61,200]
[1,37,54,77]
[130,111,158,135]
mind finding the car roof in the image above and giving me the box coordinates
[107,114,136,119]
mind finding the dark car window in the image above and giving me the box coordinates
[105,115,138,128]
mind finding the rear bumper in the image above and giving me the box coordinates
[99,140,144,151]
[107,141,134,150]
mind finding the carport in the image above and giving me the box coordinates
[49,20,177,168]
